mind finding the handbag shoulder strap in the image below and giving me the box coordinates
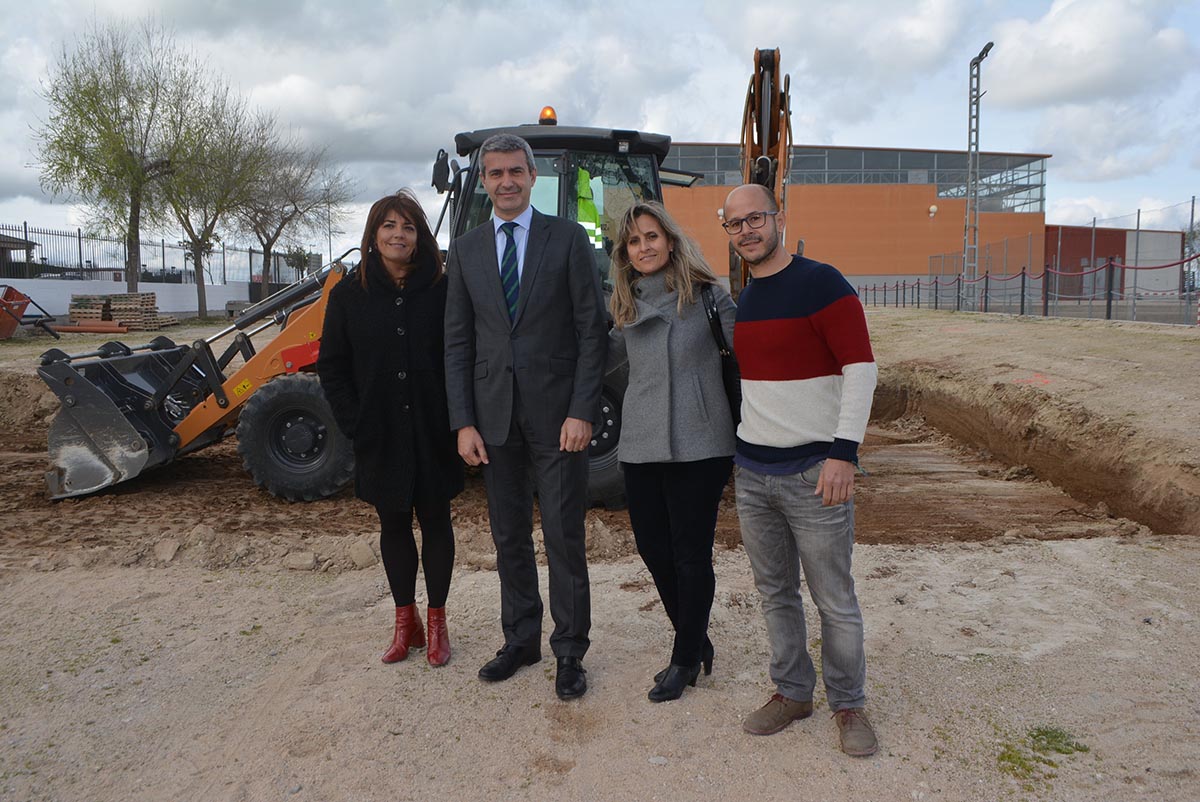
[700,283,733,358]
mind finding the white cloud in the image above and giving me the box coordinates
[1033,101,1183,181]
[989,0,1195,107]
[0,195,89,230]
[708,0,969,127]
[2,0,1197,242]
[1049,193,1194,229]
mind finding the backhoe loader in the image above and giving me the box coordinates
[38,110,678,505]
[39,259,357,501]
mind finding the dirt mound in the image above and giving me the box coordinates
[0,370,57,451]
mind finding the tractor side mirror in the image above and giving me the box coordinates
[432,149,451,193]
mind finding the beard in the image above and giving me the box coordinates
[736,226,781,267]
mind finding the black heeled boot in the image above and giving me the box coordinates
[648,663,702,703]
[655,638,714,683]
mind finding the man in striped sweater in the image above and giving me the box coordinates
[722,184,879,757]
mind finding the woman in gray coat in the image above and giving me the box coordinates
[608,201,737,702]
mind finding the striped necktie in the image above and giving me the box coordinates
[499,221,520,321]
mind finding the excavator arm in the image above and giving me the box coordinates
[730,48,792,297]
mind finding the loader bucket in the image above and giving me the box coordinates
[38,340,205,499]
[40,360,150,497]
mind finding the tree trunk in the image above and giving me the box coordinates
[126,193,141,293]
[261,240,275,286]
[192,242,208,320]
[259,232,282,286]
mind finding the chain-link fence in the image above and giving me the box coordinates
[861,255,1199,326]
[929,234,1038,279]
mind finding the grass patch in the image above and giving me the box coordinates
[997,725,1089,788]
[1029,726,1089,756]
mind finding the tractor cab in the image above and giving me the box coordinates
[432,110,673,292]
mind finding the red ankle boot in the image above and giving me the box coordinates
[426,606,451,667]
[381,604,425,664]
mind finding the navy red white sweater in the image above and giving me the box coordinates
[733,255,877,470]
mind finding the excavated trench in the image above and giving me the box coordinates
[872,365,1200,537]
[1,361,1196,574]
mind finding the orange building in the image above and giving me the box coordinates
[661,143,1049,286]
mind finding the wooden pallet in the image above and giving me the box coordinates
[69,291,176,331]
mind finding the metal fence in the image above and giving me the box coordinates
[0,222,311,285]
[929,234,1038,279]
[861,255,1200,326]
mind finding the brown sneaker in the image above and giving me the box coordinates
[833,708,878,756]
[742,693,814,735]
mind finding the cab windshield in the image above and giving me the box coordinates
[457,150,660,291]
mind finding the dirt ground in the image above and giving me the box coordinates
[1,309,1197,801]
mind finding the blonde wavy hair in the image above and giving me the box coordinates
[609,201,718,328]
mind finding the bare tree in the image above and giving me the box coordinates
[238,139,355,285]
[162,86,274,319]
[36,20,201,291]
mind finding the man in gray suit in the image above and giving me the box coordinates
[444,134,607,700]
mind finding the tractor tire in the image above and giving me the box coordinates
[236,373,355,501]
[587,378,626,510]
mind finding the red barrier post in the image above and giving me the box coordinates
[1042,267,1049,317]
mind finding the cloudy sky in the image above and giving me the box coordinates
[2,0,1197,257]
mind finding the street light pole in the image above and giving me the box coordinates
[963,41,993,310]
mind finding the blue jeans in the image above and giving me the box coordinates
[735,461,867,710]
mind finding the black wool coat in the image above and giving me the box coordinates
[316,254,464,508]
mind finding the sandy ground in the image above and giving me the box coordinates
[1,308,1198,802]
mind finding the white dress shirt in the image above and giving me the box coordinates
[492,205,534,281]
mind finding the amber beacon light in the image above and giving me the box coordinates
[538,106,558,125]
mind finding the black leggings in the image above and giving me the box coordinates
[374,496,455,608]
[622,456,732,666]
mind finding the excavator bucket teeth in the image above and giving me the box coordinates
[39,361,151,499]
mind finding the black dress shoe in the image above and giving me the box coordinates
[648,663,701,703]
[478,643,540,682]
[555,656,587,700]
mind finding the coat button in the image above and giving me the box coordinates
[397,371,407,380]
[402,404,410,411]
[396,327,406,336]
[394,297,404,306]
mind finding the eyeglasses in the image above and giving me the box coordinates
[721,211,775,234]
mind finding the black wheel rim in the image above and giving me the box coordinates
[588,389,620,458]
[266,407,329,472]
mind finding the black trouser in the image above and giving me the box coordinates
[622,456,732,666]
[374,495,455,608]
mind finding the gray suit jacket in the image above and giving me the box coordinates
[444,208,608,445]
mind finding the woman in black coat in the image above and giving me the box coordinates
[317,190,464,667]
